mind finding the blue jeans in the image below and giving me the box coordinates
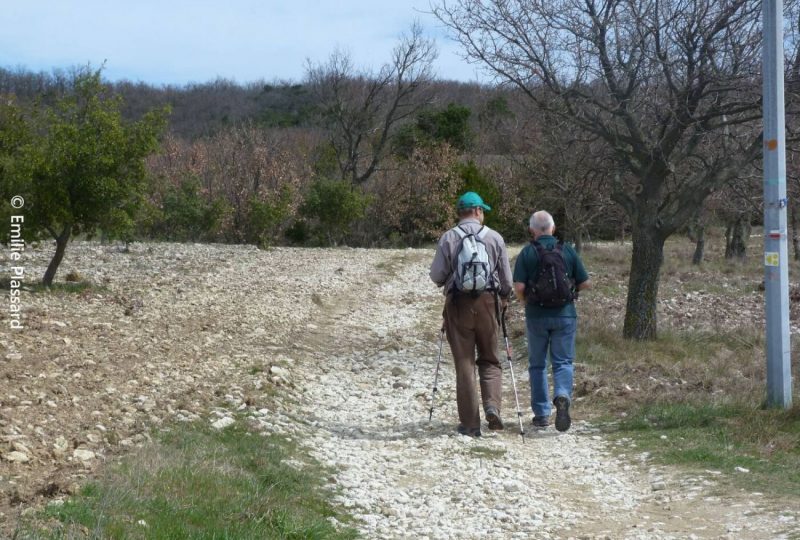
[525,316,577,417]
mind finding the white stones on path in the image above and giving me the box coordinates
[271,249,798,540]
[279,252,639,539]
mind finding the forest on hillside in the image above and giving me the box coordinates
[1,61,589,248]
[2,59,786,253]
[3,2,800,339]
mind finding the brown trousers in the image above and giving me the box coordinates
[443,292,503,430]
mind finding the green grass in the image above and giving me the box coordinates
[606,402,800,495]
[571,313,800,496]
[248,364,265,375]
[28,281,99,294]
[0,279,104,294]
[467,446,507,459]
[567,231,800,498]
[17,421,358,540]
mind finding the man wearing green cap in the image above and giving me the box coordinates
[430,191,513,437]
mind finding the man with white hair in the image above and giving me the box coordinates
[512,211,591,431]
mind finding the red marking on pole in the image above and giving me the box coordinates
[766,139,778,150]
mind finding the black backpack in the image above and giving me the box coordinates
[525,241,575,308]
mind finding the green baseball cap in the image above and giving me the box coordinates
[457,191,491,211]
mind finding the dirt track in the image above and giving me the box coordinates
[1,241,798,538]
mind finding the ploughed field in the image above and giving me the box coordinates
[1,239,798,538]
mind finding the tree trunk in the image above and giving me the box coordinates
[623,224,665,340]
[574,230,583,253]
[691,224,705,265]
[42,226,71,287]
[725,215,748,260]
[791,202,800,261]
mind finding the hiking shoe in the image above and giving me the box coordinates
[457,425,482,437]
[554,395,571,432]
[485,407,504,431]
[531,416,550,429]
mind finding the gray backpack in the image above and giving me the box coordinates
[453,225,493,295]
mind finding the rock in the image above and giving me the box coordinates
[734,466,750,473]
[270,366,291,379]
[53,437,69,457]
[12,442,30,454]
[391,367,408,377]
[3,451,30,463]
[212,417,235,430]
[392,381,410,389]
[503,480,522,493]
[138,399,156,412]
[73,449,96,461]
[651,481,667,491]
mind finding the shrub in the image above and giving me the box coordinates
[394,103,473,159]
[369,144,461,245]
[245,187,292,247]
[146,175,228,242]
[300,179,369,245]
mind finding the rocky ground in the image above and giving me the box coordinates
[1,241,798,538]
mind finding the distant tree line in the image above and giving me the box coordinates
[3,9,800,340]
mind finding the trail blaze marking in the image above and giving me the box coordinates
[766,139,778,151]
[765,252,780,267]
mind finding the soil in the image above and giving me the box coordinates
[1,241,798,538]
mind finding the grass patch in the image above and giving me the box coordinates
[572,315,800,495]
[248,364,265,375]
[562,231,800,497]
[0,278,103,294]
[28,281,98,294]
[467,446,507,460]
[17,421,357,539]
[606,402,800,495]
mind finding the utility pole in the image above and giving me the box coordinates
[762,0,792,409]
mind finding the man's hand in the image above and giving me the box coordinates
[501,296,510,310]
[513,282,526,302]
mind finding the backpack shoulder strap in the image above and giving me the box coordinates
[476,226,489,239]
[453,225,468,239]
[531,240,546,257]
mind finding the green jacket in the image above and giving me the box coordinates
[512,235,589,318]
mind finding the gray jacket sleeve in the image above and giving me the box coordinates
[495,238,513,297]
[429,234,452,288]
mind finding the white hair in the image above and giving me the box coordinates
[529,211,555,233]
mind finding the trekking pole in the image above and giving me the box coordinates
[428,324,446,422]
[501,306,526,442]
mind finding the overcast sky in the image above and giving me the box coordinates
[0,0,489,86]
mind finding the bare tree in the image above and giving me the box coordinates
[434,0,774,339]
[518,111,615,252]
[786,4,800,260]
[306,23,437,185]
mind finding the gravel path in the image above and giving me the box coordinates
[2,242,798,538]
[264,248,799,540]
